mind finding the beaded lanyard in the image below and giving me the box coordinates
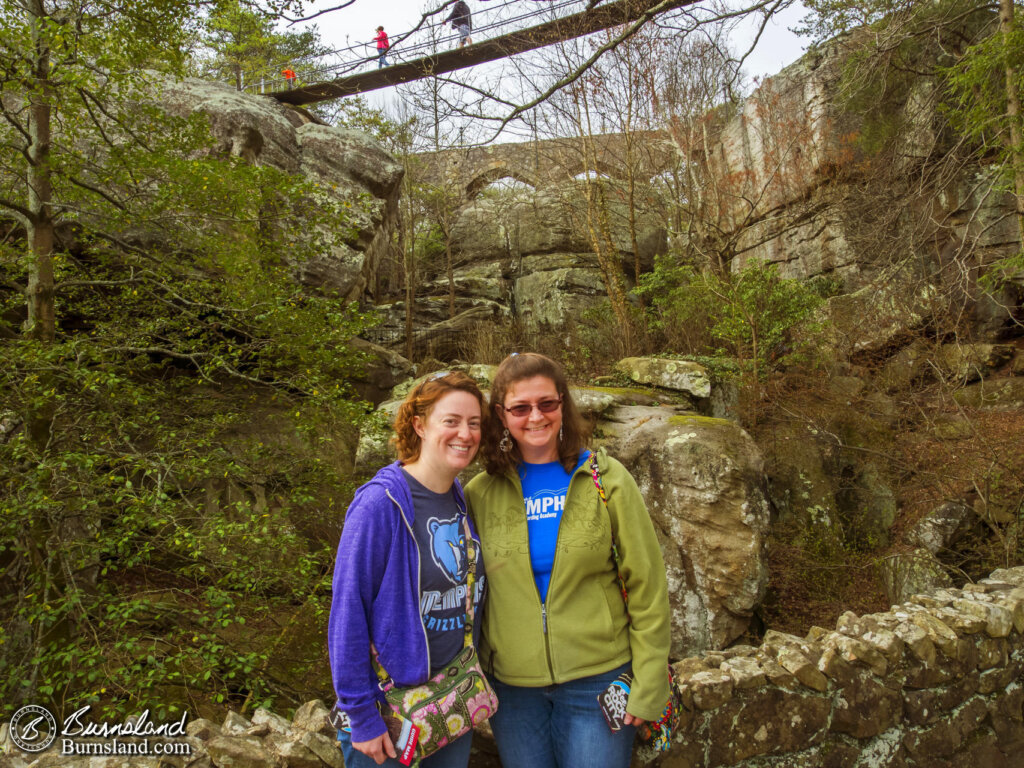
[588,451,679,752]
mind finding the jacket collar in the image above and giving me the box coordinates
[362,461,467,526]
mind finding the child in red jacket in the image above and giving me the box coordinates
[375,26,389,69]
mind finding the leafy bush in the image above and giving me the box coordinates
[0,103,374,720]
[638,257,826,381]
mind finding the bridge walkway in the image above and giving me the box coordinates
[269,0,695,106]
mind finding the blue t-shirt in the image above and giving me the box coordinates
[403,470,484,674]
[518,453,589,603]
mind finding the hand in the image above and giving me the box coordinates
[352,732,396,765]
[623,713,646,728]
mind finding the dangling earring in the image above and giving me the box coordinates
[499,429,512,453]
[559,425,564,443]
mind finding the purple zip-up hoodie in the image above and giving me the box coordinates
[327,461,481,743]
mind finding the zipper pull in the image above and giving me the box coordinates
[541,604,548,634]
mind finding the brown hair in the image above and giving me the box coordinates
[482,353,589,475]
[393,371,486,463]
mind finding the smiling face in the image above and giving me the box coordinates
[499,375,563,464]
[412,389,483,480]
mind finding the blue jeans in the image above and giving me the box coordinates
[490,662,636,768]
[378,51,388,68]
[337,728,472,768]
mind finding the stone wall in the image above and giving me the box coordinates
[652,566,1024,768]
[4,574,1022,768]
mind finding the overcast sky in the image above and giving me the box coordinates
[281,0,809,122]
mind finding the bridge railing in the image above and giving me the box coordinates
[231,0,590,95]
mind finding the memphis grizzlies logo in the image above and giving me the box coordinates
[428,517,467,585]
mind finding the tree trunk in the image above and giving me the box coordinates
[445,224,455,320]
[576,91,635,351]
[25,0,56,452]
[585,175,635,350]
[26,1,55,344]
[400,201,415,361]
[1000,0,1024,242]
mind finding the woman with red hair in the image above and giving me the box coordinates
[329,372,487,767]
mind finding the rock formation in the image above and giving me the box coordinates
[597,407,770,657]
[369,180,667,351]
[160,78,404,304]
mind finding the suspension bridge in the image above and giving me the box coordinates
[263,0,695,106]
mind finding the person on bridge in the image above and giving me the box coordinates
[444,1,472,48]
[375,25,389,68]
[281,68,296,89]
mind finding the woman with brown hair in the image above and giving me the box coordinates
[465,353,670,768]
[329,372,487,767]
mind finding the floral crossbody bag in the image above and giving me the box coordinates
[349,515,498,766]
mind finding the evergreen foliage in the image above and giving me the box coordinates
[194,0,331,91]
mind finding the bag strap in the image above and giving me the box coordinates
[372,512,479,691]
[589,452,631,624]
[460,514,478,646]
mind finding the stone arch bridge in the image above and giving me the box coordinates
[414,131,678,202]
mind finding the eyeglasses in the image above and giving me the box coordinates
[500,398,562,418]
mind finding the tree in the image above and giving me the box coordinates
[195,0,331,91]
[944,0,1024,283]
[0,0,371,717]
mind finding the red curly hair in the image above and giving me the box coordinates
[393,371,487,463]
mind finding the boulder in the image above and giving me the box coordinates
[821,262,947,360]
[906,501,977,555]
[878,548,953,605]
[348,338,414,406]
[514,260,606,332]
[206,735,277,768]
[615,357,711,399]
[954,376,1024,409]
[354,399,403,473]
[222,711,252,736]
[936,343,1015,383]
[598,407,770,656]
[423,260,511,304]
[265,734,322,768]
[762,420,843,544]
[836,462,897,549]
[879,341,1015,390]
[250,708,292,736]
[291,700,335,737]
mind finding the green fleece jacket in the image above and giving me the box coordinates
[464,447,671,721]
